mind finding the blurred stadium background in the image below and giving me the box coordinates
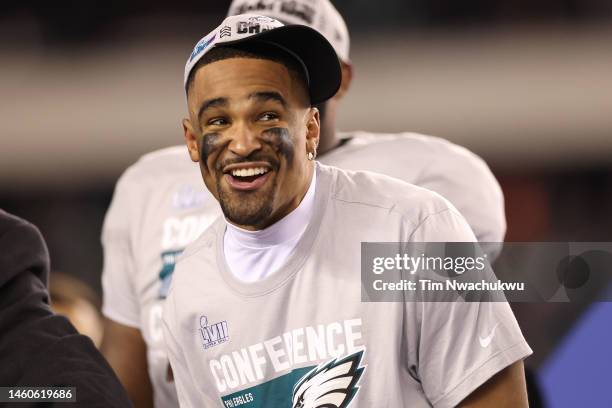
[1,1,611,406]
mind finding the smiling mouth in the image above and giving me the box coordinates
[223,164,273,191]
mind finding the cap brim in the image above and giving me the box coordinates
[221,25,341,105]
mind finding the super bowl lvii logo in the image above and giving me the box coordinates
[199,315,230,350]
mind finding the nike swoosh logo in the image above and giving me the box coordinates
[479,323,500,348]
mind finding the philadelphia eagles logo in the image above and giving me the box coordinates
[291,350,365,408]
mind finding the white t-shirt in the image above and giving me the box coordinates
[224,169,316,282]
[101,131,506,407]
[163,163,531,408]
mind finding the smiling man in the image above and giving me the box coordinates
[100,2,508,406]
[162,14,531,408]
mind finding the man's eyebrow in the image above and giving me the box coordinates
[249,91,287,108]
[197,97,228,121]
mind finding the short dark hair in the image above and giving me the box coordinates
[185,42,310,104]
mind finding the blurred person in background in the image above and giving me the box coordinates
[100,1,506,406]
[50,271,104,347]
[0,209,132,408]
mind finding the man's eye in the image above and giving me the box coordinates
[258,112,279,121]
[207,118,228,126]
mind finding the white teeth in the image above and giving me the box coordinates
[231,167,269,177]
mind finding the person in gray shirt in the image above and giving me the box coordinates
[162,14,531,408]
[102,2,506,406]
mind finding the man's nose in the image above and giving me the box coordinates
[227,122,262,158]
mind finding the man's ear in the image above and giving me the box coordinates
[182,118,200,163]
[334,61,353,100]
[305,107,320,155]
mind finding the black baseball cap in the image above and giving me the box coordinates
[184,14,342,104]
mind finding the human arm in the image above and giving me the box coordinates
[99,175,154,407]
[458,361,528,407]
[405,208,531,408]
[101,319,153,408]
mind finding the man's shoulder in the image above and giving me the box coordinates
[337,130,486,166]
[0,212,43,251]
[138,145,192,163]
[329,130,504,245]
[0,209,32,235]
[322,164,455,220]
[0,210,49,288]
[117,145,198,188]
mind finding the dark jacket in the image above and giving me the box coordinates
[0,209,132,407]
